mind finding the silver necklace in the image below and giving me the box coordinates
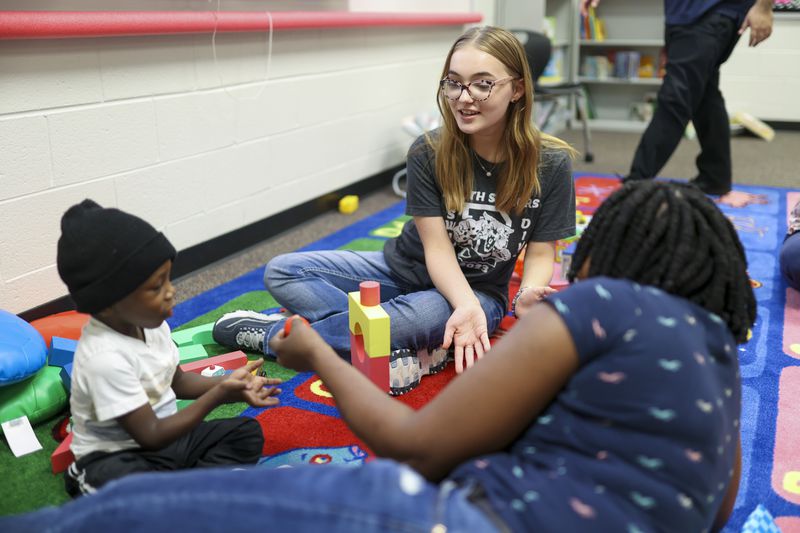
[473,151,498,177]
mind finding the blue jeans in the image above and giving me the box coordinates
[2,460,501,533]
[781,232,800,291]
[261,251,506,358]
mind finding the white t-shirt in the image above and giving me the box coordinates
[69,317,179,459]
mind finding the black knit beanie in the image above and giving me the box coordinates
[57,199,177,314]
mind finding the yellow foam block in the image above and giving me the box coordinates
[348,291,390,358]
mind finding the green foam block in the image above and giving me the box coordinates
[178,344,208,364]
[171,323,214,347]
[0,366,68,432]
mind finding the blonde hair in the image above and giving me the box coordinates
[429,26,576,215]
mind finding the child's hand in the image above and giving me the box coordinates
[514,286,556,318]
[218,358,282,407]
[269,319,331,373]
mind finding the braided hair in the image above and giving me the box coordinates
[567,181,756,343]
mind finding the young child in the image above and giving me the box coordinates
[4,180,754,532]
[56,199,281,497]
[212,26,577,394]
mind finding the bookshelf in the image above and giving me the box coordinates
[556,0,666,132]
[542,0,578,85]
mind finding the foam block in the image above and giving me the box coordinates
[0,309,48,386]
[51,433,74,474]
[180,351,247,374]
[348,282,390,393]
[177,344,207,364]
[0,367,68,429]
[171,323,214,347]
[59,363,73,393]
[49,336,78,367]
[29,310,89,348]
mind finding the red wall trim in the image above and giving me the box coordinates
[0,11,482,40]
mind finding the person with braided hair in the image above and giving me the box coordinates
[4,180,754,532]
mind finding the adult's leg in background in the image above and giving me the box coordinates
[690,15,739,195]
[628,12,736,181]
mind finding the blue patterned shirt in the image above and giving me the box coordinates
[451,277,740,532]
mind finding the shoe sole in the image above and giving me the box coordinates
[389,349,421,396]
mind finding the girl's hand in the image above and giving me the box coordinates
[442,304,491,374]
[268,319,332,373]
[514,286,556,319]
[218,358,282,407]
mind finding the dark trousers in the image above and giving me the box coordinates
[628,11,741,195]
[65,417,264,498]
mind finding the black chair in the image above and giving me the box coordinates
[511,29,594,162]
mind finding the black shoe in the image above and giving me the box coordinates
[212,311,286,352]
[688,177,730,196]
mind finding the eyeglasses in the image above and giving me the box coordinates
[439,76,518,102]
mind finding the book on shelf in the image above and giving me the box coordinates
[543,16,557,41]
[580,6,606,41]
[541,47,565,84]
[612,51,641,79]
[581,55,612,79]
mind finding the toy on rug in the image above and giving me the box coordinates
[48,336,77,368]
[348,281,390,394]
[338,195,359,215]
[180,351,248,374]
[51,432,74,474]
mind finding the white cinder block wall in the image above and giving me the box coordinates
[721,14,800,122]
[0,0,498,314]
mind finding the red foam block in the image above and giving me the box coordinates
[51,433,74,474]
[180,351,247,374]
[30,310,90,348]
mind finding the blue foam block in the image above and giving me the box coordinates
[59,363,73,393]
[49,336,78,367]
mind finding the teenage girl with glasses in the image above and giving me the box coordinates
[211,26,577,394]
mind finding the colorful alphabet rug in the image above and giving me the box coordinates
[168,174,800,531]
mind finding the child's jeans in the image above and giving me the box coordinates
[261,250,506,358]
[5,460,502,533]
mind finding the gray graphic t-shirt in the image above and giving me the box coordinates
[384,133,576,308]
